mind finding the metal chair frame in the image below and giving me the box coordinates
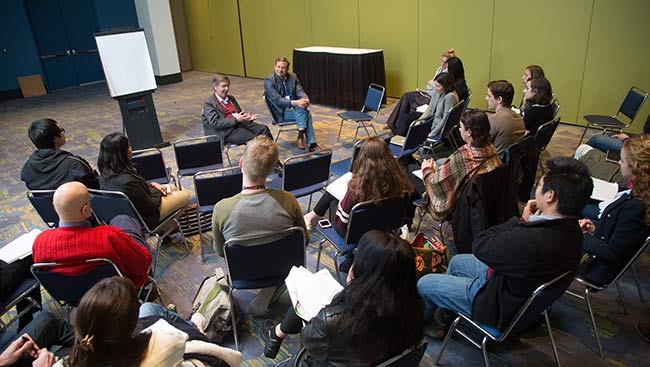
[131,147,177,188]
[0,279,41,332]
[223,227,306,350]
[193,167,243,261]
[436,269,576,367]
[88,189,189,278]
[173,135,226,190]
[565,236,650,357]
[263,94,299,142]
[337,83,386,142]
[578,86,648,146]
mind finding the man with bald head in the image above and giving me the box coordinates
[32,182,152,287]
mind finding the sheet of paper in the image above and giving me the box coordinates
[326,171,352,201]
[591,177,618,202]
[0,229,41,264]
[389,135,405,147]
[411,169,424,180]
[285,266,343,321]
[416,104,429,113]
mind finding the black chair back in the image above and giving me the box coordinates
[88,189,148,230]
[27,190,58,228]
[377,339,428,367]
[283,150,332,192]
[503,136,538,202]
[345,195,410,246]
[194,168,243,213]
[534,117,560,152]
[31,259,122,307]
[224,227,305,289]
[461,91,472,113]
[439,100,465,139]
[451,164,519,253]
[619,86,647,120]
[174,136,223,173]
[132,148,170,184]
[401,117,434,155]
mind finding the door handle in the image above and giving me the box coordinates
[66,50,71,56]
[71,49,77,56]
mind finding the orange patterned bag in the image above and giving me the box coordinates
[410,233,448,279]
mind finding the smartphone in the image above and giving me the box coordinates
[606,149,621,164]
[318,219,332,228]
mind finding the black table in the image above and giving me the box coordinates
[293,46,386,111]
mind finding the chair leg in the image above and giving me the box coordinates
[577,123,590,147]
[229,288,239,350]
[225,148,232,167]
[307,194,313,212]
[584,288,604,358]
[631,265,645,303]
[434,316,461,365]
[481,336,490,367]
[370,122,378,136]
[615,280,628,314]
[544,310,561,367]
[316,239,325,271]
[275,128,281,142]
[174,218,191,253]
[337,119,345,142]
[151,234,162,279]
[197,209,205,263]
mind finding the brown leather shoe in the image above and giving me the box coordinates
[297,136,306,149]
[308,143,322,152]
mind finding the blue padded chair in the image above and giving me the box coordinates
[389,117,433,159]
[264,95,299,142]
[337,83,385,143]
[31,258,123,319]
[132,148,176,187]
[436,269,577,367]
[173,135,226,190]
[423,99,465,154]
[268,149,332,210]
[224,227,306,350]
[316,195,410,280]
[27,190,58,228]
[330,138,366,177]
[275,338,427,367]
[565,236,650,358]
[193,167,243,261]
[88,189,189,278]
[578,86,647,146]
[0,278,41,332]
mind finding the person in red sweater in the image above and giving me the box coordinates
[32,182,151,288]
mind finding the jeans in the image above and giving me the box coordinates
[284,106,316,145]
[138,302,195,328]
[417,254,489,319]
[586,134,623,153]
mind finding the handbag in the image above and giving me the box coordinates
[410,233,448,279]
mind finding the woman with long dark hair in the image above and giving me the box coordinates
[521,76,554,134]
[263,230,424,366]
[393,72,459,137]
[446,56,469,103]
[303,137,412,236]
[97,133,190,229]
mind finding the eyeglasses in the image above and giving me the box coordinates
[59,128,65,134]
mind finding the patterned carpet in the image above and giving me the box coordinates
[0,71,648,366]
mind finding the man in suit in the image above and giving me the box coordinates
[264,57,320,151]
[202,74,272,145]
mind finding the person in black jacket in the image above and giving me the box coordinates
[98,133,190,230]
[201,74,272,145]
[20,118,99,190]
[417,157,592,332]
[263,231,424,366]
[521,77,554,134]
[579,134,650,286]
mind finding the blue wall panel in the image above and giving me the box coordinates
[93,0,139,31]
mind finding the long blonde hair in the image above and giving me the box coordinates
[623,134,650,225]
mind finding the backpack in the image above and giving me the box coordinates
[191,268,236,343]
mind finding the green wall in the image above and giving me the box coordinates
[185,0,650,132]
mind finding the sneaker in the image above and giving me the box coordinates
[263,323,284,359]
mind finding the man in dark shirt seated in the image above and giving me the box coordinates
[201,74,272,145]
[417,157,593,332]
[20,118,99,190]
